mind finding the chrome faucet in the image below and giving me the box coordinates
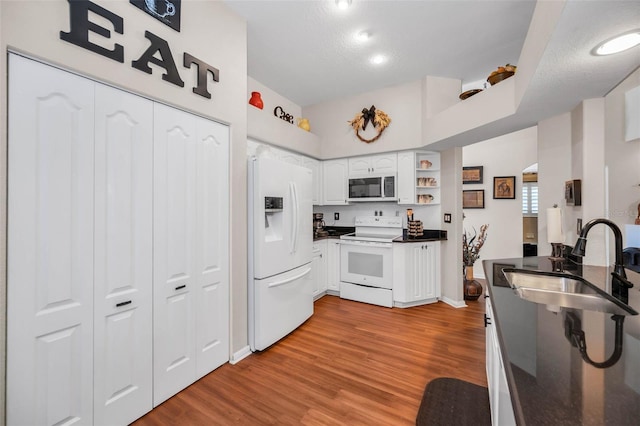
[572,218,634,303]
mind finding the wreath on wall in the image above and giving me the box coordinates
[348,105,391,143]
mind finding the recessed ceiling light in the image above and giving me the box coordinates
[355,31,370,42]
[592,30,640,55]
[336,0,352,10]
[371,55,386,65]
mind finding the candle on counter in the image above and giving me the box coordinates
[547,207,564,243]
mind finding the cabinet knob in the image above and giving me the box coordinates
[484,314,492,327]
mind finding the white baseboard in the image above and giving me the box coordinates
[441,296,467,308]
[230,345,252,364]
[393,298,438,308]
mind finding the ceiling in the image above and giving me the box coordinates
[226,0,640,147]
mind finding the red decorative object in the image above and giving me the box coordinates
[249,91,263,109]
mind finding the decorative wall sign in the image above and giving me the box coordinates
[274,106,294,124]
[463,166,483,184]
[493,176,516,199]
[348,105,391,143]
[60,0,219,100]
[463,190,485,209]
[130,0,181,32]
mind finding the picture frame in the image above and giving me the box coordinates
[493,176,516,199]
[463,189,485,209]
[462,166,483,184]
[492,263,515,288]
[565,179,582,206]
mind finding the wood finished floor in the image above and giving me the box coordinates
[133,294,487,425]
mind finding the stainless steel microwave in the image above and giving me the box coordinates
[347,175,396,202]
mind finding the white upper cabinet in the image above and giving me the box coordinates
[303,157,322,205]
[323,159,349,205]
[348,153,397,176]
[397,151,416,205]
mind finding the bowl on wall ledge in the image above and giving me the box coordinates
[459,89,483,100]
[487,71,515,86]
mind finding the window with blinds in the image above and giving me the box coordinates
[522,182,538,216]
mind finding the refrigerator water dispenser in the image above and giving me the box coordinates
[264,196,283,242]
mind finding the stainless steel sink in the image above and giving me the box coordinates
[501,269,638,316]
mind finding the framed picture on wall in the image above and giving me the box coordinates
[565,179,582,206]
[463,190,485,209]
[463,166,483,184]
[493,176,516,199]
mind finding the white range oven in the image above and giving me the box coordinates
[339,216,402,307]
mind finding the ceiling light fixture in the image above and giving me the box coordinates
[336,0,352,10]
[371,55,386,65]
[355,31,370,42]
[592,30,640,56]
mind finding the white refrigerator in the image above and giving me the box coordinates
[248,156,313,351]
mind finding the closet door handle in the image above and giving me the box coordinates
[175,284,187,291]
[116,300,132,308]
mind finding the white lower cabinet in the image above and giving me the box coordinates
[312,240,328,299]
[393,242,441,306]
[485,297,517,426]
[7,54,229,425]
[327,240,342,293]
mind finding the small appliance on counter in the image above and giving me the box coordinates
[313,213,328,238]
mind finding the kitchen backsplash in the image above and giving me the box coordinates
[314,203,441,229]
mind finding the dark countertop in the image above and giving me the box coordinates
[314,227,447,242]
[483,256,640,425]
[392,229,447,243]
[313,226,354,241]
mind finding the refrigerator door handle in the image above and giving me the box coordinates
[267,267,311,288]
[289,182,296,253]
[291,182,299,253]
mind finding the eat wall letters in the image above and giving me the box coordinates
[60,0,219,99]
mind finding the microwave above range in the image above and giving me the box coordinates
[347,175,396,202]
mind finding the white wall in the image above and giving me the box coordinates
[0,2,249,405]
[303,80,423,159]
[538,112,572,256]
[248,76,302,120]
[462,126,538,278]
[607,67,640,237]
[440,147,465,306]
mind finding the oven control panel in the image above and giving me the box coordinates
[354,216,402,228]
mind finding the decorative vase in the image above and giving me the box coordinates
[465,265,474,281]
[249,91,263,109]
[463,264,483,301]
[297,118,310,132]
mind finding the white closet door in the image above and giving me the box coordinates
[153,103,199,406]
[93,83,154,424]
[7,54,95,425]
[194,117,230,378]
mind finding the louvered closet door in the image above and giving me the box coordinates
[7,54,95,425]
[153,103,199,406]
[93,83,153,424]
[194,117,229,378]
